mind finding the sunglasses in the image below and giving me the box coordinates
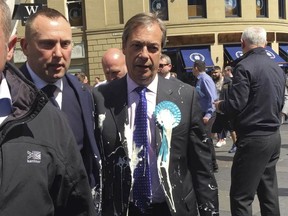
[159,63,169,68]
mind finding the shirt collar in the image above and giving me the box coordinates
[197,71,206,79]
[127,73,158,94]
[26,62,63,91]
[0,74,12,119]
[165,72,171,79]
[0,74,12,101]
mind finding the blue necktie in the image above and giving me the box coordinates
[133,86,151,212]
[42,84,60,108]
[0,98,12,117]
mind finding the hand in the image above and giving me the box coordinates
[280,112,287,124]
[203,116,209,125]
[214,100,223,113]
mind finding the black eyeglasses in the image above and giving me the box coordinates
[159,63,169,68]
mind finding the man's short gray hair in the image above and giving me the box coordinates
[122,12,167,49]
[160,53,171,64]
[241,26,267,47]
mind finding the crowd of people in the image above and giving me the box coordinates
[0,0,287,215]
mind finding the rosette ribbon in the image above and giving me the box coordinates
[154,101,181,162]
[154,101,181,212]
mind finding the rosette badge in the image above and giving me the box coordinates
[154,101,181,211]
[154,101,181,129]
[154,101,181,162]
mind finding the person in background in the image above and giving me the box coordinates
[0,0,95,215]
[75,72,86,83]
[223,65,233,78]
[96,47,127,86]
[211,66,237,153]
[192,60,219,172]
[93,12,219,216]
[158,53,173,79]
[75,72,93,91]
[281,72,288,124]
[170,71,178,78]
[83,75,89,84]
[222,65,238,152]
[93,76,101,87]
[211,66,227,147]
[214,26,285,215]
[19,7,101,209]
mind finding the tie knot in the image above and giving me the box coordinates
[134,86,146,95]
[42,84,57,98]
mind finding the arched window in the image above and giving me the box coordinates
[256,0,268,17]
[279,0,286,19]
[150,0,168,20]
[225,0,241,17]
[67,0,83,27]
[188,0,207,18]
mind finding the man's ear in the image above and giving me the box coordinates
[241,39,245,50]
[20,37,29,56]
[6,35,17,61]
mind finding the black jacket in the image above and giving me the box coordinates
[0,62,96,216]
[219,76,232,101]
[220,47,286,136]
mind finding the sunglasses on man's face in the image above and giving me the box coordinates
[159,63,169,68]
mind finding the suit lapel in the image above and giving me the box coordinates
[19,64,33,82]
[156,77,173,103]
[108,77,129,156]
[155,77,174,153]
[155,77,180,211]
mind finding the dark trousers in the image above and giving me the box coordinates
[230,131,281,216]
[128,202,171,216]
[203,113,217,169]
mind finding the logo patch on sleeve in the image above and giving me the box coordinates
[27,151,41,163]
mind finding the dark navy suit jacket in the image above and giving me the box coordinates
[19,64,101,191]
[93,75,219,216]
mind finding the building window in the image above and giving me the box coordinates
[225,0,241,17]
[67,0,83,27]
[34,0,47,7]
[256,0,268,17]
[67,65,86,75]
[279,0,286,19]
[150,0,168,20]
[188,0,206,18]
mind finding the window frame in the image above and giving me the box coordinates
[256,0,268,18]
[33,0,47,7]
[66,0,83,27]
[279,0,286,19]
[225,0,241,17]
[188,0,207,19]
[150,0,169,21]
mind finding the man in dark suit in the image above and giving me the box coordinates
[158,53,173,79]
[19,8,101,209]
[93,12,219,216]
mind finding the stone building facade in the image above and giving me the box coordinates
[13,0,288,85]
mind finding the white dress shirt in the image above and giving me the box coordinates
[0,75,12,124]
[26,63,63,109]
[126,73,166,203]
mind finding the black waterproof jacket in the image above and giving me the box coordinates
[0,62,96,216]
[220,47,286,136]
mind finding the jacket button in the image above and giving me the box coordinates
[39,97,45,102]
